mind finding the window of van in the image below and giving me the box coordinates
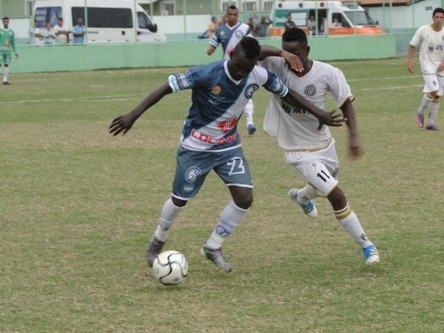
[71,7,133,28]
[35,6,62,28]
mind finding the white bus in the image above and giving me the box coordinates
[33,0,166,43]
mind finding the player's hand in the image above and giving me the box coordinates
[109,112,139,136]
[349,137,362,160]
[317,110,344,130]
[281,50,303,73]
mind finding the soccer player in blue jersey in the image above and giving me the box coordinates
[110,37,343,273]
[207,5,257,135]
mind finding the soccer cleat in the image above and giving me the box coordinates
[3,81,10,86]
[416,113,424,128]
[200,245,232,273]
[288,188,318,218]
[363,244,380,266]
[146,236,165,267]
[247,124,256,135]
[426,124,440,131]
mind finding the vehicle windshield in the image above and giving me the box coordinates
[344,10,376,26]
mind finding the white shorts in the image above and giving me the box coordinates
[285,140,339,197]
[422,74,444,96]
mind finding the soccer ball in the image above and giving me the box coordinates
[152,250,188,285]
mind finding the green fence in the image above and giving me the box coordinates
[12,34,396,73]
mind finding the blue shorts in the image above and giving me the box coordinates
[172,145,253,201]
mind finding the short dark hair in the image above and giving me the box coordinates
[234,36,261,60]
[433,7,444,17]
[282,27,308,44]
[228,5,238,11]
[2,16,9,20]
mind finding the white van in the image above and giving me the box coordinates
[270,1,384,36]
[33,0,166,43]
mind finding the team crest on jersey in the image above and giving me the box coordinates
[211,86,222,94]
[245,84,259,98]
[304,84,317,97]
[217,117,238,134]
[235,30,245,38]
[185,167,202,183]
[220,31,225,36]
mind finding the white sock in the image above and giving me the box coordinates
[334,204,372,248]
[417,94,432,115]
[3,66,9,82]
[244,99,254,126]
[296,184,317,204]
[205,201,248,249]
[154,197,185,242]
[427,101,439,125]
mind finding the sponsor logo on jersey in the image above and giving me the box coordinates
[190,128,238,145]
[211,86,222,94]
[217,116,238,134]
[245,84,259,98]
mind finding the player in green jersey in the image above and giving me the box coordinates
[0,17,19,85]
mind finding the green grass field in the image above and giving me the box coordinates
[1,57,443,333]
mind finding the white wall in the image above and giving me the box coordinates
[368,0,442,29]
[154,14,211,34]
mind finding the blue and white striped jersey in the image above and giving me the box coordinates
[209,22,251,60]
[168,60,288,152]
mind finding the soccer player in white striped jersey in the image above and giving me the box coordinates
[110,37,343,273]
[261,28,380,266]
[407,7,444,130]
[207,5,257,135]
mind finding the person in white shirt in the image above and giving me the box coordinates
[32,21,43,46]
[260,27,380,266]
[43,22,55,45]
[407,7,444,130]
[53,17,69,44]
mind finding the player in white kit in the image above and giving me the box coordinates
[261,28,380,266]
[407,7,444,130]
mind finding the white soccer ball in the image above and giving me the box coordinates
[152,250,188,285]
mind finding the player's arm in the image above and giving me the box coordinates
[407,44,416,73]
[259,45,303,72]
[283,89,344,129]
[340,98,361,158]
[207,45,217,56]
[109,83,172,136]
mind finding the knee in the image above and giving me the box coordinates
[327,187,347,210]
[171,196,187,208]
[233,192,253,210]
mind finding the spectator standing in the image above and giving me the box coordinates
[54,18,69,44]
[208,16,218,39]
[72,18,86,44]
[284,13,296,31]
[0,17,18,85]
[307,15,316,35]
[43,22,56,45]
[407,7,444,130]
[207,5,257,135]
[32,21,43,46]
[247,16,256,36]
[255,16,273,37]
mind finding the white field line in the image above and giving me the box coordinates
[3,75,421,104]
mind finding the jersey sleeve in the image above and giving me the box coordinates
[168,66,208,93]
[262,70,288,97]
[328,67,354,107]
[209,28,221,48]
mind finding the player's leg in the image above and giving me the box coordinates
[328,187,380,266]
[201,148,253,272]
[286,146,339,218]
[146,147,210,266]
[244,99,256,134]
[2,52,11,85]
[419,74,439,128]
[425,76,443,130]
